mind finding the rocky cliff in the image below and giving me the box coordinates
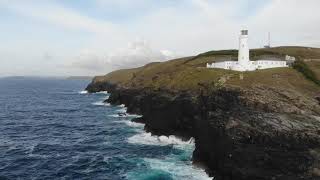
[86,47,320,180]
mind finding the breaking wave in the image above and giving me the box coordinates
[79,90,109,95]
[0,78,211,180]
[127,132,194,147]
[78,90,88,94]
[113,120,145,128]
[108,114,142,118]
[125,120,212,179]
[91,101,110,106]
[142,157,211,180]
[95,91,109,94]
[117,104,126,108]
[126,132,211,180]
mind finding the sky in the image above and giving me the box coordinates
[0,0,319,77]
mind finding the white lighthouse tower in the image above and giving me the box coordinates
[238,30,250,70]
[206,30,289,71]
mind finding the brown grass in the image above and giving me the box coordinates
[98,46,320,96]
[305,60,320,80]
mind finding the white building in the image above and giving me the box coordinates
[207,30,289,71]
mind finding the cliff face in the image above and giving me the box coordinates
[86,47,320,180]
[86,81,320,180]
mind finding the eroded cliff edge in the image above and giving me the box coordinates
[86,47,320,180]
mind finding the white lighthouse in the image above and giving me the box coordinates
[206,30,289,71]
[238,30,250,68]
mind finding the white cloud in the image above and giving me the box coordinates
[247,0,320,47]
[0,0,119,35]
[0,0,320,76]
[69,39,178,73]
[71,51,107,71]
[95,0,152,10]
[107,39,177,68]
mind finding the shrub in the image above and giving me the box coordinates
[293,60,320,86]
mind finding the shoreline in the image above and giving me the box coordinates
[86,80,320,180]
[106,101,212,179]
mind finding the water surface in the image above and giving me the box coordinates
[0,77,209,180]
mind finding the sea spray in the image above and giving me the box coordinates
[92,101,111,106]
[88,92,211,180]
[125,119,211,179]
[126,131,211,180]
[108,114,142,118]
[143,157,211,180]
[78,90,88,94]
[95,91,109,94]
[127,132,194,147]
[90,92,110,106]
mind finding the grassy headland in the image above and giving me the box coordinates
[87,46,320,180]
[92,46,320,98]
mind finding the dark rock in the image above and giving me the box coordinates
[131,117,145,124]
[316,96,320,105]
[85,79,320,180]
[85,80,116,93]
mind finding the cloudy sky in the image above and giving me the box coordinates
[0,0,319,76]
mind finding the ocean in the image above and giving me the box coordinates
[0,77,210,180]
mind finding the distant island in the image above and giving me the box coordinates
[86,46,320,180]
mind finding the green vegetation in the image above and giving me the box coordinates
[196,49,238,58]
[196,49,282,60]
[97,46,320,96]
[293,60,320,86]
[192,46,320,61]
[304,60,320,80]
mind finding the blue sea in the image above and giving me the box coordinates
[0,77,210,180]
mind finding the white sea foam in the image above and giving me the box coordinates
[92,101,110,106]
[118,104,126,108]
[108,114,123,118]
[125,121,144,128]
[79,90,88,94]
[116,109,127,113]
[79,90,109,95]
[144,158,212,180]
[108,114,142,118]
[96,91,109,94]
[128,114,142,118]
[114,120,144,128]
[127,132,194,147]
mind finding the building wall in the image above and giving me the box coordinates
[206,30,289,72]
[255,60,287,70]
[207,61,237,70]
[207,60,287,71]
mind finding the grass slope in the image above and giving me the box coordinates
[97,46,320,96]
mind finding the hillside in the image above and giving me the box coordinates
[91,46,320,96]
[86,46,320,180]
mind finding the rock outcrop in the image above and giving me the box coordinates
[86,81,320,180]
